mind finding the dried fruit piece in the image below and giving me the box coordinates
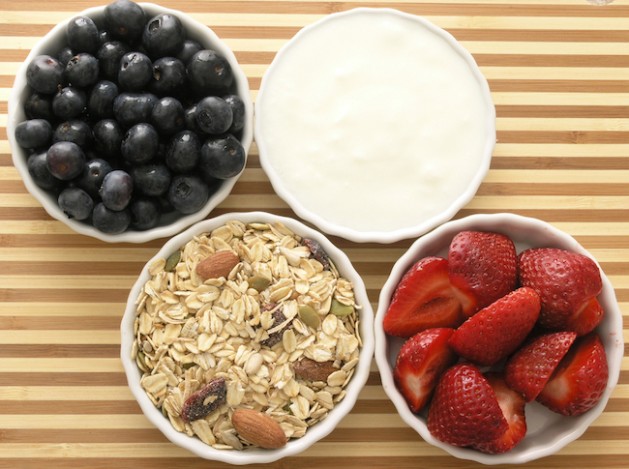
[293,357,337,381]
[164,250,181,272]
[260,306,287,347]
[302,238,331,270]
[231,408,287,449]
[196,250,239,280]
[298,304,321,329]
[181,377,227,423]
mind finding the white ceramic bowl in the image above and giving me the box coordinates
[7,3,253,243]
[374,213,623,464]
[256,8,495,244]
[120,211,374,464]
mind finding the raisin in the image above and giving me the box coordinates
[180,377,226,422]
[302,238,331,270]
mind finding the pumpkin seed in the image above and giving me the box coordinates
[164,250,181,272]
[298,304,321,329]
[330,299,354,317]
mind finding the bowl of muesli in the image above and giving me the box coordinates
[120,211,374,463]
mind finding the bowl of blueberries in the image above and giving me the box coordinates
[7,0,253,243]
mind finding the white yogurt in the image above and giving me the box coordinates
[256,9,494,239]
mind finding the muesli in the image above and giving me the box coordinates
[132,220,362,449]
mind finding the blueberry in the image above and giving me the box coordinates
[199,134,246,180]
[97,41,130,81]
[58,186,94,220]
[142,13,184,58]
[52,86,87,120]
[195,96,233,135]
[27,151,62,191]
[57,46,75,67]
[166,130,201,173]
[113,92,157,127]
[223,94,246,133]
[187,50,234,94]
[76,157,113,197]
[168,175,209,214]
[24,93,54,120]
[65,53,99,88]
[118,51,153,91]
[121,122,159,165]
[176,39,202,64]
[66,16,100,54]
[93,119,123,158]
[46,141,86,180]
[130,197,160,230]
[150,57,185,96]
[92,202,131,234]
[53,120,93,148]
[151,96,184,135]
[132,163,171,197]
[26,55,65,94]
[98,29,113,45]
[88,80,119,120]
[104,0,146,43]
[15,119,52,149]
[183,104,199,132]
[99,169,133,211]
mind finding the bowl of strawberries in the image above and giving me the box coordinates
[374,213,623,464]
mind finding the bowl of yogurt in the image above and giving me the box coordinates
[255,8,495,244]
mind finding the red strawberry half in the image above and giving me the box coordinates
[448,230,517,316]
[448,287,541,366]
[473,374,527,454]
[537,332,609,416]
[383,256,464,338]
[427,364,508,447]
[505,331,577,402]
[393,328,458,413]
[518,247,604,336]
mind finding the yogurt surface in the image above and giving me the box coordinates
[256,9,494,238]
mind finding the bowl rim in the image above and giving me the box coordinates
[255,7,496,244]
[7,2,253,244]
[373,212,624,465]
[120,210,375,464]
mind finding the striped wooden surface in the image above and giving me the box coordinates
[1,1,628,468]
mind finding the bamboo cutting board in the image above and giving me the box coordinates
[1,1,628,468]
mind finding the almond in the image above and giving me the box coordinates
[196,250,239,280]
[231,408,287,449]
[293,357,337,382]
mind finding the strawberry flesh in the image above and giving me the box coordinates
[474,374,527,454]
[383,256,464,338]
[393,328,458,413]
[448,231,517,316]
[518,247,603,335]
[537,332,609,416]
[427,364,508,447]
[505,331,577,402]
[448,287,541,366]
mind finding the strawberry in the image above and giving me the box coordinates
[473,374,527,454]
[448,287,541,366]
[505,331,577,402]
[393,328,458,413]
[518,247,604,336]
[383,256,464,338]
[537,332,609,416]
[448,230,517,316]
[427,364,508,447]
